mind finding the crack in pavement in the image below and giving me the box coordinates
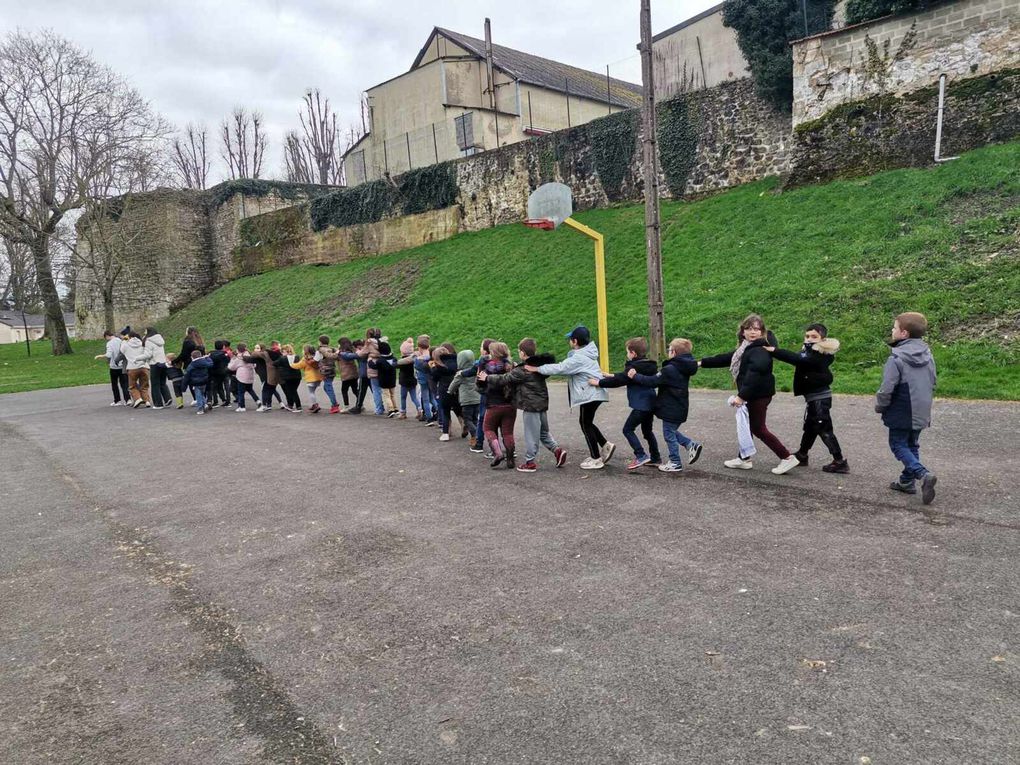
[3,422,346,765]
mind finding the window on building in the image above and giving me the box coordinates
[454,112,475,152]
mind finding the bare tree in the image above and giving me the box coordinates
[220,107,267,180]
[0,30,168,354]
[0,234,39,310]
[300,89,343,185]
[171,123,210,189]
[283,130,314,184]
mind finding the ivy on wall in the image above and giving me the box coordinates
[588,111,639,201]
[206,179,333,209]
[657,97,701,197]
[309,163,458,232]
[845,0,934,25]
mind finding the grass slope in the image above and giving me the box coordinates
[3,141,1018,398]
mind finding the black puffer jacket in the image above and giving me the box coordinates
[273,353,302,383]
[480,359,515,406]
[701,332,778,402]
[483,354,556,412]
[632,353,699,423]
[771,338,838,398]
[430,353,458,396]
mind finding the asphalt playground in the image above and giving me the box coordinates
[1,383,1017,764]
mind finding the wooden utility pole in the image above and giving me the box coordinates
[639,0,666,360]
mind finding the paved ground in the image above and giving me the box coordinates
[0,383,1018,764]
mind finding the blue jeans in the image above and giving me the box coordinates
[623,409,660,462]
[322,378,338,407]
[369,378,384,414]
[400,384,420,414]
[888,428,928,483]
[417,379,434,419]
[662,420,694,465]
[476,395,487,443]
[195,385,207,409]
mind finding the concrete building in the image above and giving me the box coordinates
[652,3,749,99]
[0,312,76,344]
[344,26,643,185]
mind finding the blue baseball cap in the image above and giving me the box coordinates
[565,326,590,344]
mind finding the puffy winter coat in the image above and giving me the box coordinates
[631,353,698,424]
[316,345,338,378]
[876,338,936,430]
[484,353,556,412]
[597,357,659,412]
[772,338,839,399]
[182,356,213,387]
[701,334,777,402]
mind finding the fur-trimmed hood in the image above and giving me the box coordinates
[809,337,840,356]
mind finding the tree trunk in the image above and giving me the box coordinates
[103,288,115,335]
[30,234,72,355]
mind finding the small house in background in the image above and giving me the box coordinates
[344,23,642,186]
[0,312,77,344]
[652,3,749,98]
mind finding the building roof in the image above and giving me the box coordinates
[652,2,726,43]
[0,311,76,329]
[413,27,643,109]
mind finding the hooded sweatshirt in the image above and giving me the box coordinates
[772,337,839,401]
[122,337,153,370]
[876,338,936,431]
[145,333,168,365]
[536,342,608,409]
[103,336,125,370]
[448,350,481,406]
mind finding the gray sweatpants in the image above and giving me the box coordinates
[522,410,559,462]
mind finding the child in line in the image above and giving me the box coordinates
[228,343,259,412]
[876,312,937,504]
[364,329,385,415]
[208,340,232,408]
[699,314,800,476]
[413,335,436,424]
[246,342,282,412]
[448,349,481,448]
[590,337,662,470]
[477,342,516,468]
[94,329,130,406]
[628,338,702,472]
[529,326,612,471]
[291,344,323,412]
[430,344,459,440]
[336,337,359,410]
[164,353,185,409]
[315,336,341,414]
[182,350,213,414]
[373,341,399,416]
[481,338,567,472]
[275,343,303,412]
[767,323,848,474]
[396,338,422,420]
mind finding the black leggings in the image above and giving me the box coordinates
[799,398,843,460]
[260,382,279,407]
[355,377,369,410]
[341,379,359,407]
[281,379,302,410]
[109,368,129,402]
[578,401,607,459]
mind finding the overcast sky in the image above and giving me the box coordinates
[0,0,718,183]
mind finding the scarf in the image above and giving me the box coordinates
[729,339,750,383]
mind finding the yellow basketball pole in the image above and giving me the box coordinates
[562,217,610,373]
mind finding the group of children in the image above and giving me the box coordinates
[98,311,939,504]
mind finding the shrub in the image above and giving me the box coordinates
[845,0,934,26]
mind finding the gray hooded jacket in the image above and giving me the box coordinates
[536,342,608,409]
[875,338,936,431]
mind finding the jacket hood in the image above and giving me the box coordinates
[666,353,698,374]
[629,357,658,375]
[807,337,840,355]
[378,341,392,355]
[572,342,600,361]
[457,350,475,370]
[891,338,933,368]
[526,353,556,366]
[145,333,165,348]
[125,337,143,350]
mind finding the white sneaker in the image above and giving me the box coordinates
[235,407,246,412]
[771,455,801,475]
[190,400,198,407]
[196,409,205,416]
[256,405,266,412]
[151,405,163,410]
[580,457,605,470]
[439,433,451,442]
[724,457,754,470]
[600,441,616,462]
[110,401,123,407]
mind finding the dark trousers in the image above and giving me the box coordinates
[340,379,358,407]
[149,363,172,407]
[109,368,129,403]
[355,377,369,410]
[483,404,517,456]
[281,379,302,410]
[236,381,259,407]
[209,373,229,405]
[579,401,607,459]
[171,379,184,401]
[260,382,279,408]
[461,404,479,437]
[798,397,843,460]
[746,396,790,459]
[439,391,462,434]
[623,409,660,462]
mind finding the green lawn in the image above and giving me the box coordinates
[0,339,108,393]
[3,140,1018,399]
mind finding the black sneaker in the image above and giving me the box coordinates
[921,474,937,505]
[822,459,849,474]
[490,454,504,469]
[794,452,809,467]
[889,480,917,495]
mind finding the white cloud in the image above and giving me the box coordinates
[0,0,720,182]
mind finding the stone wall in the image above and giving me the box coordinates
[792,0,1020,125]
[787,67,1020,185]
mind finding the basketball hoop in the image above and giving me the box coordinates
[524,218,556,230]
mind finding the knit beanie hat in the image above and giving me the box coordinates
[400,337,414,356]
